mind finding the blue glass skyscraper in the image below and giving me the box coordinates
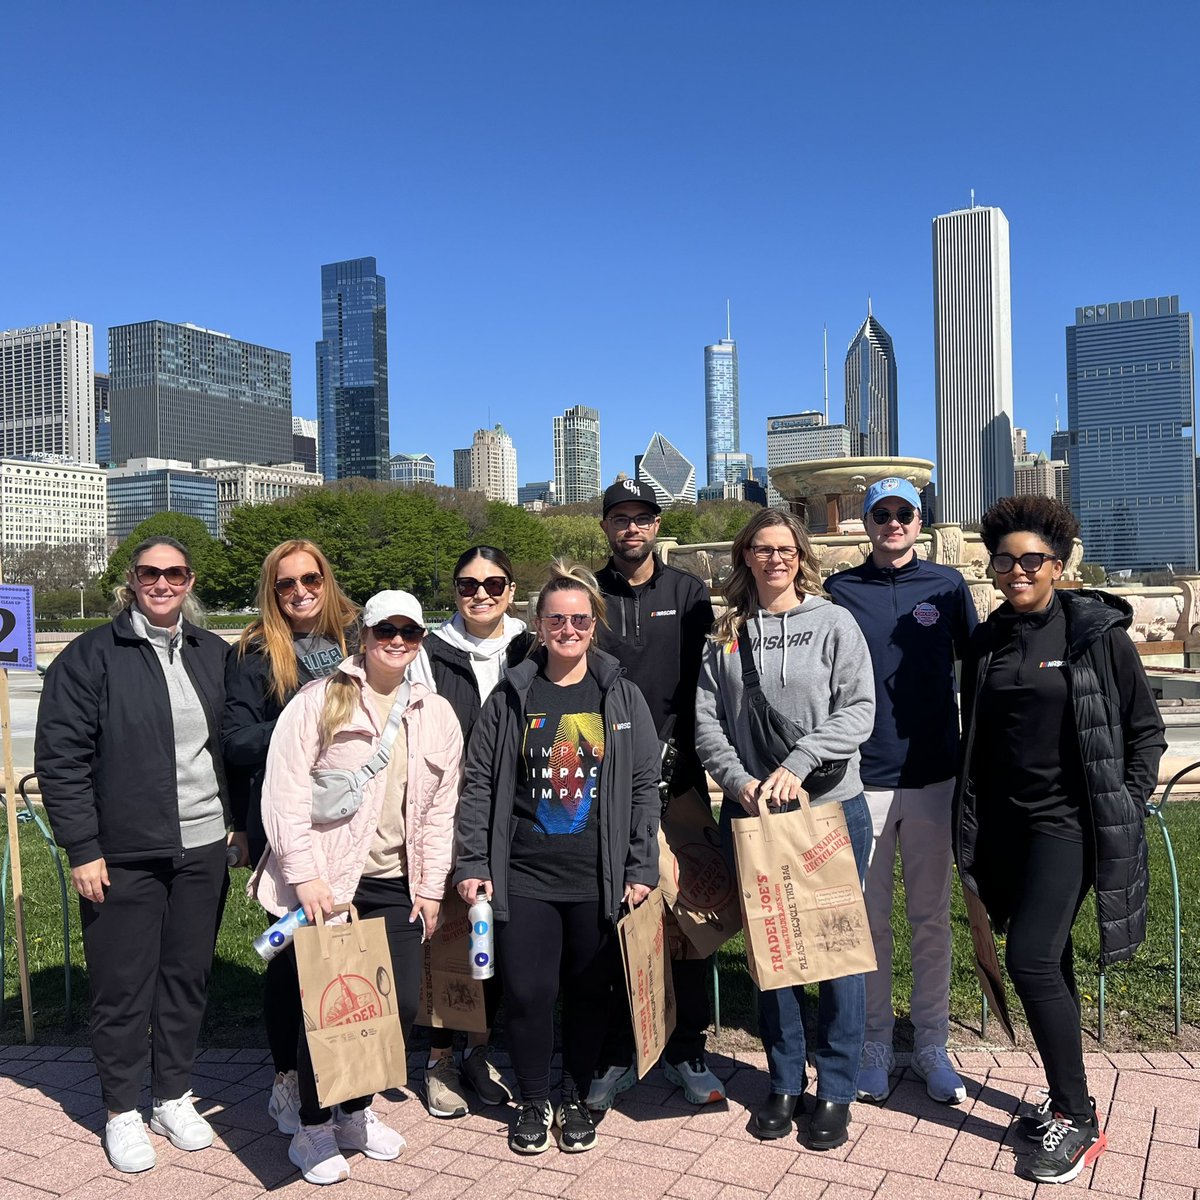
[704,306,741,487]
[316,257,390,480]
[1067,296,1196,572]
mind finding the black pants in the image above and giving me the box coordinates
[80,839,229,1113]
[976,828,1095,1124]
[291,874,425,1126]
[496,894,621,1102]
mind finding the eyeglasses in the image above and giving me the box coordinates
[454,575,510,598]
[370,621,426,643]
[605,513,658,530]
[748,545,799,562]
[133,564,192,586]
[870,506,916,526]
[538,613,595,631]
[989,552,1059,575]
[274,571,324,596]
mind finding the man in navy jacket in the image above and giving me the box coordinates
[827,478,977,1106]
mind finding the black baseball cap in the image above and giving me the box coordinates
[602,478,662,516]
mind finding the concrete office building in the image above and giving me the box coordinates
[0,456,107,571]
[636,432,696,508]
[0,322,96,464]
[1067,296,1196,573]
[110,320,292,467]
[933,204,1014,524]
[518,480,555,509]
[292,417,318,473]
[553,405,601,505]
[197,459,323,536]
[844,308,898,457]
[453,425,517,504]
[390,453,436,487]
[765,411,849,507]
[107,458,219,542]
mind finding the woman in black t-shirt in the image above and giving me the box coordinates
[454,561,661,1158]
[954,497,1165,1185]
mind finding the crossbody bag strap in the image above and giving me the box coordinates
[736,627,763,691]
[356,682,410,783]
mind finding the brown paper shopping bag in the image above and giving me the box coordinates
[617,888,676,1079]
[658,788,743,958]
[415,892,487,1033]
[731,798,876,990]
[295,904,408,1108]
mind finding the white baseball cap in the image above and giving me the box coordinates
[361,590,424,630]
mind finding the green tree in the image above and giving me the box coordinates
[659,506,700,544]
[541,513,609,567]
[478,502,553,566]
[100,514,226,606]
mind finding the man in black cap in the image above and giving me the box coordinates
[587,478,724,1109]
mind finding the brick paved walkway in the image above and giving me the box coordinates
[0,1045,1196,1198]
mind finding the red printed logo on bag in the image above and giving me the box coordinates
[319,974,382,1026]
[674,843,736,913]
[800,828,850,875]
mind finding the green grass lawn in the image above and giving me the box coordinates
[3,800,1198,1048]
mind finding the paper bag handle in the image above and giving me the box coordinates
[758,791,818,842]
[313,902,367,958]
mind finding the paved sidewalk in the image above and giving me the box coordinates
[0,1045,1196,1198]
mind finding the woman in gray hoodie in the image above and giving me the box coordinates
[696,509,875,1150]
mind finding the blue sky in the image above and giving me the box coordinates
[4,2,1198,489]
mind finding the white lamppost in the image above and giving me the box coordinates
[76,582,85,619]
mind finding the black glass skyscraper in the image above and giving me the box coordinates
[316,257,390,480]
[844,308,898,456]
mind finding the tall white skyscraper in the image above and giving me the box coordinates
[454,425,517,504]
[932,204,1014,524]
[0,321,96,463]
[552,404,601,504]
[705,305,741,487]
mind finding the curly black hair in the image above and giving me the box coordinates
[979,495,1080,561]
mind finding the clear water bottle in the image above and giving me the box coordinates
[468,897,494,980]
[253,907,310,962]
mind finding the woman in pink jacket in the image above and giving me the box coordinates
[255,590,463,1187]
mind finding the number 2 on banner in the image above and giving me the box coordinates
[0,586,36,673]
[0,607,18,664]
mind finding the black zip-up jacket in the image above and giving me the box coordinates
[36,608,233,867]
[424,629,535,743]
[452,647,661,923]
[953,588,1166,966]
[595,555,714,794]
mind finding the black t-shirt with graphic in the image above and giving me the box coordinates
[509,671,606,901]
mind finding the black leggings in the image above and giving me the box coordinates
[976,828,1095,1124]
[496,894,622,1102]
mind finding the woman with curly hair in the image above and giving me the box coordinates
[695,508,875,1150]
[954,495,1165,1183]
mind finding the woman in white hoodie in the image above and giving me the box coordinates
[419,546,534,1117]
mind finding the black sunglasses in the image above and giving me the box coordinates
[989,552,1058,575]
[454,575,510,598]
[133,564,192,586]
[370,621,426,643]
[870,506,917,526]
[274,571,324,596]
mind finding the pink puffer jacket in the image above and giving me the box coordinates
[252,655,463,917]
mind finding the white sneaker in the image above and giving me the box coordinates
[856,1040,895,1102]
[104,1110,156,1173]
[911,1045,967,1105]
[333,1106,406,1160]
[149,1091,215,1151]
[268,1070,301,1136]
[289,1121,351,1185]
[663,1058,727,1105]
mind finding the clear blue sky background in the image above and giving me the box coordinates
[4,2,1198,489]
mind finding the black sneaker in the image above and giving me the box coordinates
[555,1088,598,1153]
[1028,1114,1107,1183]
[1013,1092,1053,1143]
[509,1099,553,1155]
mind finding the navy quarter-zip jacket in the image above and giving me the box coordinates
[827,554,976,788]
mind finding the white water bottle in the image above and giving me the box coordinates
[253,907,310,962]
[468,897,495,980]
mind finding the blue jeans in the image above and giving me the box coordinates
[721,792,872,1103]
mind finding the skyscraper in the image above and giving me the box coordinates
[316,257,389,481]
[932,204,1014,524]
[843,307,898,456]
[1067,296,1196,572]
[94,371,111,467]
[765,411,846,507]
[292,416,318,473]
[0,321,95,463]
[704,307,741,487]
[453,425,517,504]
[552,404,601,504]
[636,432,696,508]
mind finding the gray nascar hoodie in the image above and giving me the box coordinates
[695,594,875,806]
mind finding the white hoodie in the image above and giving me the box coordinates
[423,612,528,700]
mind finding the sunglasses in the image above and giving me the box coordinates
[539,613,595,632]
[454,575,510,598]
[370,621,426,643]
[870,506,917,526]
[274,571,324,596]
[133,564,192,586]
[989,552,1058,575]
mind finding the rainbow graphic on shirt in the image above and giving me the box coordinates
[526,712,606,834]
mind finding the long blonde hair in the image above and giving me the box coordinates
[113,536,206,626]
[712,509,823,645]
[316,669,362,756]
[238,540,360,706]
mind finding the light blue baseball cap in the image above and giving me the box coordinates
[862,477,922,515]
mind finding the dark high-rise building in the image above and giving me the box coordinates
[1067,296,1196,573]
[292,417,318,473]
[94,372,112,466]
[316,257,389,481]
[109,320,292,466]
[1051,428,1071,465]
[844,306,898,456]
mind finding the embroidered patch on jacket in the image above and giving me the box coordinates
[912,602,940,626]
[1039,660,1066,668]
[529,717,547,729]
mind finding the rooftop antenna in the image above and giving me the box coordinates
[867,294,872,318]
[1055,392,1060,432]
[970,187,976,208]
[726,299,731,341]
[823,324,829,423]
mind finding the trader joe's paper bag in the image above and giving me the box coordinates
[617,889,676,1078]
[416,892,487,1033]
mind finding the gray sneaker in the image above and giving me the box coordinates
[461,1047,513,1105]
[424,1056,469,1119]
[585,1063,636,1111]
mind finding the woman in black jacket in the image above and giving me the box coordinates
[417,545,533,1118]
[954,496,1166,1184]
[453,561,660,1157]
[36,536,234,1176]
[220,538,358,1137]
